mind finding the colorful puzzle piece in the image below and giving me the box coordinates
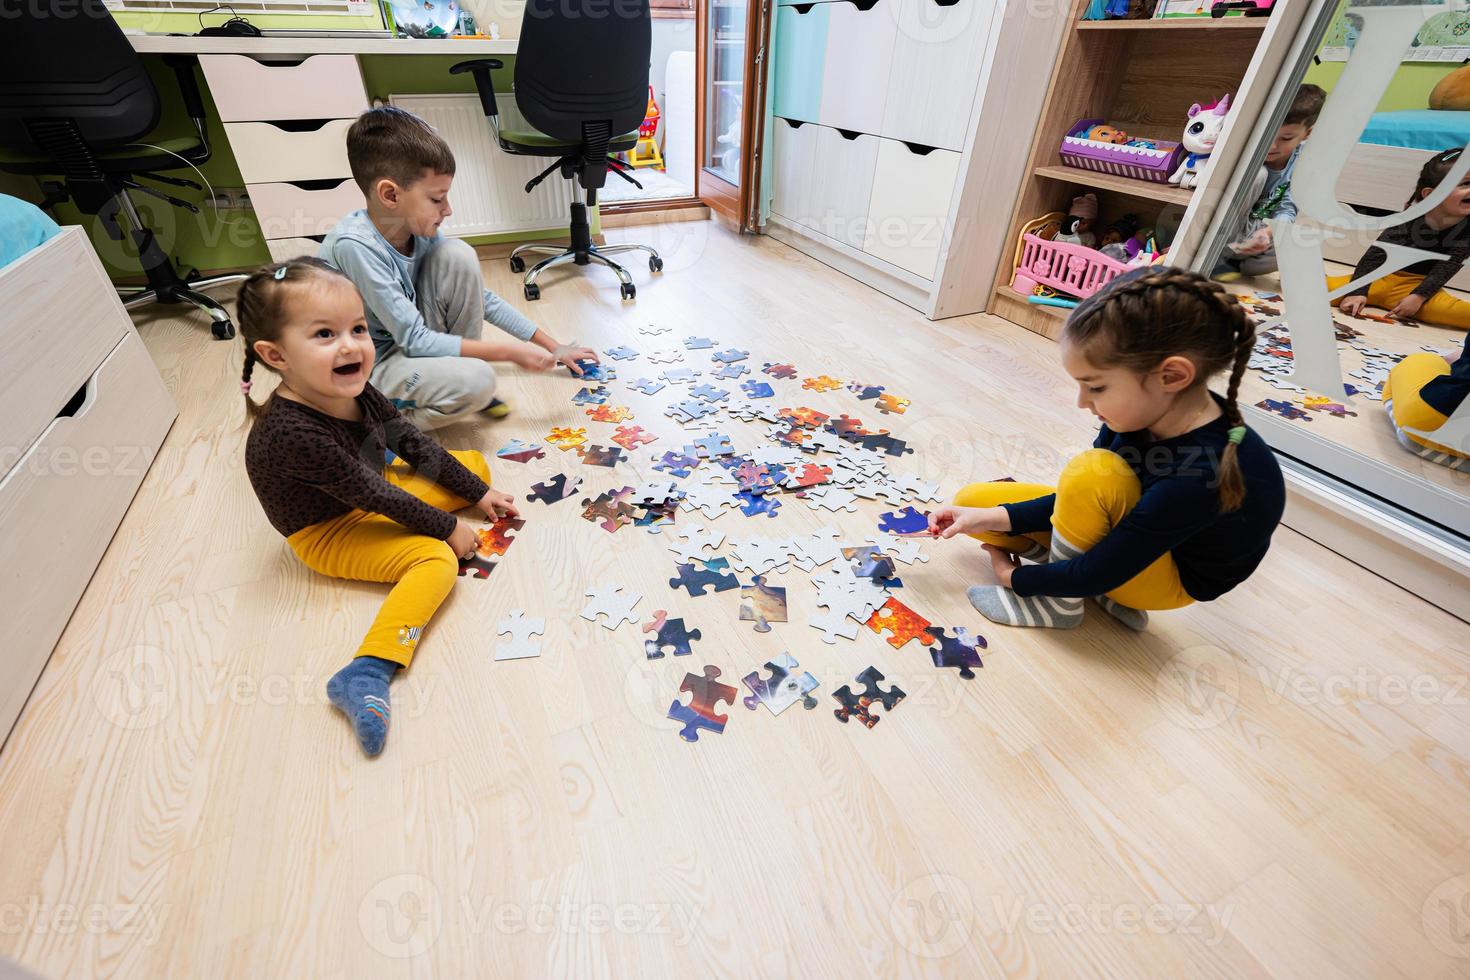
[802,375,843,392]
[526,473,583,505]
[878,506,930,535]
[612,425,658,450]
[865,597,935,649]
[693,433,736,458]
[875,393,909,415]
[1303,395,1357,417]
[1255,398,1313,422]
[496,439,546,463]
[654,449,701,478]
[572,360,615,381]
[848,382,885,400]
[927,626,985,679]
[842,545,902,588]
[586,404,634,423]
[642,609,703,659]
[832,666,905,728]
[669,557,740,597]
[742,654,818,714]
[741,380,775,399]
[714,363,749,379]
[711,347,749,364]
[572,386,611,405]
[667,665,737,741]
[577,444,627,467]
[457,554,496,579]
[763,362,797,379]
[735,490,782,518]
[580,487,636,532]
[475,516,525,557]
[547,426,589,450]
[739,575,788,632]
[779,406,829,429]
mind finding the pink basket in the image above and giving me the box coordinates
[1010,233,1129,301]
[1059,118,1183,184]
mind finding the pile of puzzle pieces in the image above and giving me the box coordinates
[479,327,992,741]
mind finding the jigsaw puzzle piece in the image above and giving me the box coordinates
[494,609,546,661]
[683,335,716,350]
[741,380,775,399]
[832,666,905,728]
[577,444,627,467]
[735,490,782,518]
[547,426,589,450]
[878,506,930,535]
[457,554,496,579]
[526,473,583,505]
[475,516,526,557]
[739,575,788,632]
[572,386,611,405]
[579,583,642,630]
[605,345,641,361]
[631,377,667,395]
[496,439,546,463]
[865,598,935,649]
[613,425,659,450]
[801,375,843,392]
[762,362,797,379]
[742,653,818,713]
[669,557,740,597]
[667,665,737,741]
[642,609,703,659]
[927,627,985,679]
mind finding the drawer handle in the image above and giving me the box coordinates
[283,177,355,192]
[57,373,97,421]
[262,119,339,134]
[900,141,940,156]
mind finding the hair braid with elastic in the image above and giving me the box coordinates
[1062,267,1253,513]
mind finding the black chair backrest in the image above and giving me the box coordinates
[0,1,160,156]
[514,0,651,143]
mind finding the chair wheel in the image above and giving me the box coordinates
[649,256,664,273]
[509,256,525,273]
[212,319,235,340]
[524,283,541,301]
[620,283,636,300]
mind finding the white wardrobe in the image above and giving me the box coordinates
[764,0,1066,319]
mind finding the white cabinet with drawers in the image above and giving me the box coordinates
[765,0,1067,318]
[0,228,176,746]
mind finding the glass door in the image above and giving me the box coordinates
[696,0,770,227]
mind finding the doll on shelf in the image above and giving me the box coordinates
[1054,193,1099,248]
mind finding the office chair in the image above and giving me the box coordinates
[0,0,239,339]
[451,0,663,302]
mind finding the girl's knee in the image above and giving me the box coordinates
[1059,448,1136,491]
[455,449,492,484]
[953,482,1000,508]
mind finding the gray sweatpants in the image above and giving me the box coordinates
[371,238,497,431]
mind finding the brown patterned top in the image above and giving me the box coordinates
[245,384,488,540]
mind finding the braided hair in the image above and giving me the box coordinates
[1407,147,1464,209]
[236,256,351,424]
[1063,267,1256,512]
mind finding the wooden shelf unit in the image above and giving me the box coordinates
[988,0,1287,337]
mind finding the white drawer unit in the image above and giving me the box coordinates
[817,0,896,136]
[0,229,176,747]
[770,117,819,224]
[805,127,881,249]
[883,0,998,151]
[246,178,363,240]
[224,119,356,185]
[0,228,129,467]
[198,54,368,123]
[862,139,961,279]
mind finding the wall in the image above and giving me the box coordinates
[1303,60,1453,113]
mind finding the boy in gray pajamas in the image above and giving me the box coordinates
[321,106,596,430]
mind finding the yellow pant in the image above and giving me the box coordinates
[287,449,490,667]
[1327,271,1470,330]
[953,448,1195,611]
[1383,352,1467,459]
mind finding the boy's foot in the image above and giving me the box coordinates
[1017,541,1050,563]
[484,398,511,419]
[326,656,399,757]
[967,585,1082,629]
[1094,595,1149,631]
[1215,270,1242,283]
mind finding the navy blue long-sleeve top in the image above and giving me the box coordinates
[1004,402,1286,601]
[1422,331,1470,417]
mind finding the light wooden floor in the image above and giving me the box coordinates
[2,221,1469,979]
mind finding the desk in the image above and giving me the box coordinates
[125,33,517,57]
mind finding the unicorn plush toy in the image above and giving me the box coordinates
[1168,94,1231,189]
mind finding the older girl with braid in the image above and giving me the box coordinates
[240,257,519,755]
[928,268,1285,630]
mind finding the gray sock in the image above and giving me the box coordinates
[967,585,1083,629]
[1094,595,1149,631]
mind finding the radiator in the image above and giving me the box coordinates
[388,93,576,237]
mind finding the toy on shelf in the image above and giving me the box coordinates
[1054,193,1099,247]
[1211,0,1273,17]
[627,85,664,170]
[1168,95,1231,189]
[1060,118,1184,185]
[1011,226,1130,302]
[1097,213,1141,261]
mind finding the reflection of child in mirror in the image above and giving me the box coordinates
[1383,332,1470,467]
[1332,148,1470,329]
[1215,84,1324,280]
